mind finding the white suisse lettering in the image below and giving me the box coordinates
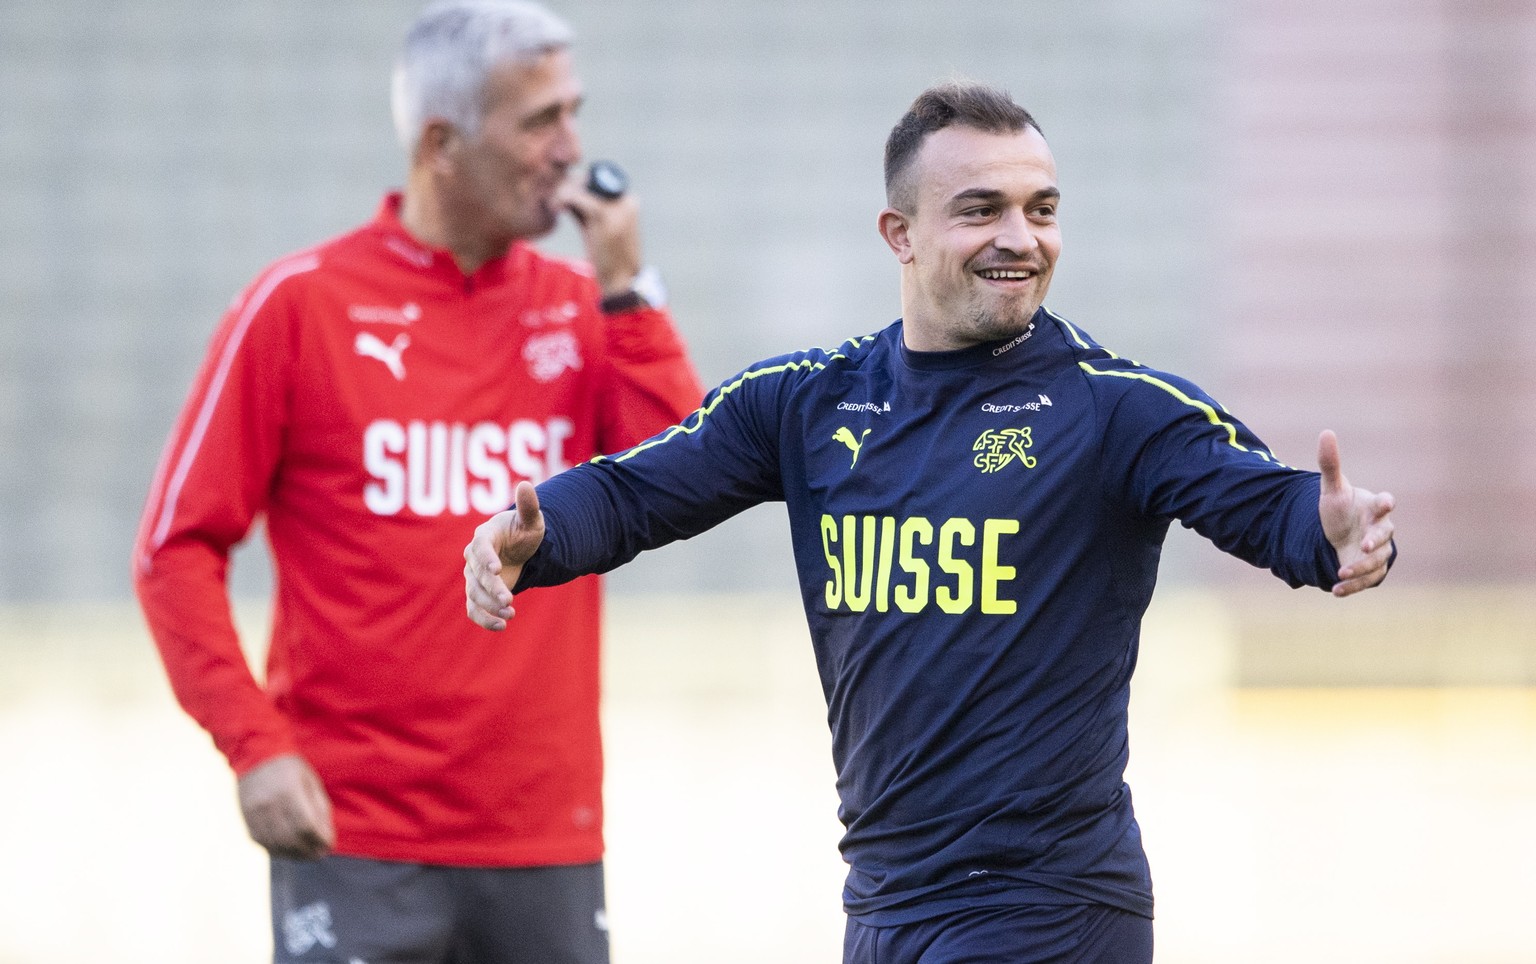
[509,421,546,483]
[465,423,511,513]
[448,423,468,515]
[363,421,408,514]
[362,418,575,517]
[547,418,573,475]
[408,421,449,515]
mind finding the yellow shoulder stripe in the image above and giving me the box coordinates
[598,354,840,465]
[1044,307,1142,367]
[1077,363,1285,466]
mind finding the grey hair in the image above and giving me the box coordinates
[391,0,575,151]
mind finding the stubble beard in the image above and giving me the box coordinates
[507,189,561,241]
[963,291,1041,345]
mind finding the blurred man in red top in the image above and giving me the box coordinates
[132,3,703,961]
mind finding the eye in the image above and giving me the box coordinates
[522,102,573,132]
[960,205,996,220]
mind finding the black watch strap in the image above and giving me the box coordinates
[600,289,649,314]
[599,265,667,314]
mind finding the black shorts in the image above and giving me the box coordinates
[270,855,608,964]
[844,902,1153,964]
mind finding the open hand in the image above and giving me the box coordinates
[1316,430,1396,597]
[464,481,546,630]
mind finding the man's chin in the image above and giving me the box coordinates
[973,306,1041,341]
[504,201,561,242]
[520,209,561,240]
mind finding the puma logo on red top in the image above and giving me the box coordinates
[355,331,411,380]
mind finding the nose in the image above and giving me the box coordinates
[992,209,1040,257]
[552,112,581,168]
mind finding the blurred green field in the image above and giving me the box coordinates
[1,589,1532,963]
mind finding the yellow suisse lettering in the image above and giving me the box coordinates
[874,516,897,613]
[820,514,842,609]
[935,518,976,614]
[842,515,877,612]
[894,517,933,613]
[819,514,1017,616]
[981,519,1020,614]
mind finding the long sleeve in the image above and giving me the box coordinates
[131,255,314,775]
[1095,365,1339,589]
[593,305,705,453]
[520,351,797,588]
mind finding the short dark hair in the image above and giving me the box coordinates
[883,81,1042,211]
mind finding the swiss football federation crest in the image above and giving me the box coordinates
[973,427,1037,473]
[523,331,584,383]
[283,901,338,956]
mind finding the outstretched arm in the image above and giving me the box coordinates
[1316,430,1397,597]
[464,481,546,631]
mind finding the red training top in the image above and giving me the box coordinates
[133,194,704,866]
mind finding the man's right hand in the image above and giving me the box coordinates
[237,753,335,860]
[464,480,547,631]
[556,177,643,299]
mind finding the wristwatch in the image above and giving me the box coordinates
[600,265,668,313]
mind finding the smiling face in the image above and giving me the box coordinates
[440,48,583,253]
[878,125,1061,353]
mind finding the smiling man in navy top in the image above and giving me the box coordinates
[464,81,1398,963]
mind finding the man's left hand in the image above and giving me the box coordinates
[1316,429,1397,597]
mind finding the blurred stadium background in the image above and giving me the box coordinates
[2,0,1533,961]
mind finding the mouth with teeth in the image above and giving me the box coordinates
[975,266,1042,285]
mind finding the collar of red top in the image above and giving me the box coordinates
[371,192,530,289]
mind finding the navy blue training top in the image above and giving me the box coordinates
[518,308,1340,924]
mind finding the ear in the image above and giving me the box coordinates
[877,207,915,264]
[414,118,460,175]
